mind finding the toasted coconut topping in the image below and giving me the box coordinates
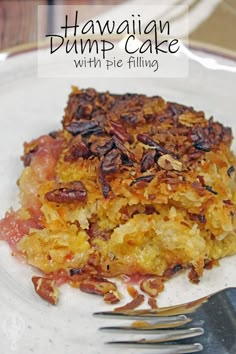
[62,88,232,197]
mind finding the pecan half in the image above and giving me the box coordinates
[32,276,59,305]
[45,181,87,203]
[137,134,176,157]
[98,167,111,198]
[109,120,133,144]
[140,278,164,297]
[103,291,120,304]
[137,134,158,147]
[64,136,90,161]
[66,120,103,137]
[112,136,135,165]
[101,149,122,174]
[79,277,117,296]
[141,150,156,172]
[94,138,114,157]
[189,122,231,153]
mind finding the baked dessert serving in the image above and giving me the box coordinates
[0,87,235,307]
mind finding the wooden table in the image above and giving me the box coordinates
[0,0,236,55]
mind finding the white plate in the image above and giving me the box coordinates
[0,46,235,354]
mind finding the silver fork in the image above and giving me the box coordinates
[94,287,236,354]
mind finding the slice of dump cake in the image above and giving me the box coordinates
[0,87,235,306]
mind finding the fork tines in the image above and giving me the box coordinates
[106,342,203,353]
